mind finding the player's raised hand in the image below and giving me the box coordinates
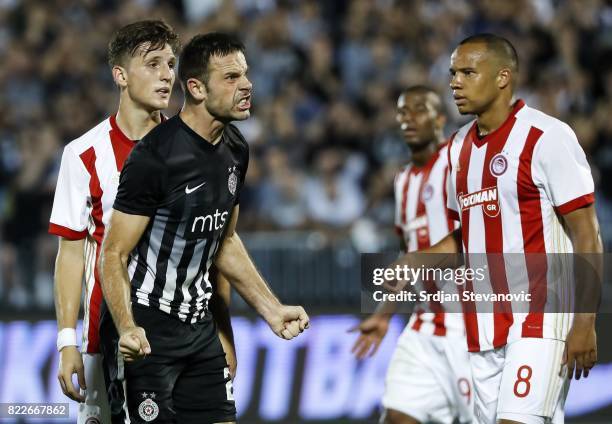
[57,345,86,402]
[349,314,390,360]
[266,305,310,340]
[562,315,597,380]
[119,326,151,362]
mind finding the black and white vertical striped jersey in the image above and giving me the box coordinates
[113,115,248,323]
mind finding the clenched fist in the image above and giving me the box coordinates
[119,326,151,362]
[265,305,310,340]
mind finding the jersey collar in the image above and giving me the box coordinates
[177,115,224,151]
[110,114,137,145]
[470,99,525,148]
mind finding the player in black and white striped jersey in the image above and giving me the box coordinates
[99,32,309,424]
[113,119,247,324]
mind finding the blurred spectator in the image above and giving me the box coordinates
[1,124,58,308]
[260,167,309,229]
[304,148,366,230]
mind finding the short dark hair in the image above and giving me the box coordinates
[108,20,180,67]
[178,32,245,98]
[458,33,519,73]
[400,85,444,115]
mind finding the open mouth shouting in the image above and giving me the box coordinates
[237,94,251,111]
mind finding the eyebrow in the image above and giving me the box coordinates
[449,67,476,72]
[142,51,176,62]
[223,66,248,75]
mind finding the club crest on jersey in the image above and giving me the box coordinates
[85,418,101,424]
[489,153,508,177]
[458,187,500,218]
[421,184,434,201]
[228,165,238,196]
[138,393,159,422]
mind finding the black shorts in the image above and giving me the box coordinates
[100,304,236,424]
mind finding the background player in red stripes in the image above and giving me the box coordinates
[393,33,602,424]
[49,21,237,423]
[351,86,472,424]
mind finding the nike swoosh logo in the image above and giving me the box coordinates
[185,182,206,194]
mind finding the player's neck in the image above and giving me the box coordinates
[115,101,162,140]
[475,96,515,137]
[179,105,225,145]
[411,138,441,167]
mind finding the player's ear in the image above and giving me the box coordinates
[112,65,128,89]
[186,78,206,102]
[497,68,511,89]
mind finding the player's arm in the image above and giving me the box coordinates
[54,237,86,402]
[100,210,151,362]
[349,228,407,359]
[533,123,601,379]
[50,145,92,402]
[215,205,309,340]
[350,228,463,359]
[210,269,237,379]
[387,228,463,292]
[562,204,602,379]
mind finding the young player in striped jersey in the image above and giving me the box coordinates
[393,34,602,424]
[49,21,236,423]
[351,87,472,424]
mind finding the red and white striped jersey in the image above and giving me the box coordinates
[49,115,136,354]
[394,143,463,337]
[446,100,595,352]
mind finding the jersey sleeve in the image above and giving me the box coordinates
[446,142,460,221]
[113,141,166,216]
[48,146,91,239]
[532,122,595,215]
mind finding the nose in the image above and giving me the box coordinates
[450,73,462,90]
[240,75,252,92]
[397,112,413,127]
[160,63,173,83]
[400,109,415,125]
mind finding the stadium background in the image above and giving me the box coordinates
[0,0,611,422]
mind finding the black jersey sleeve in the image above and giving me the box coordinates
[114,140,166,216]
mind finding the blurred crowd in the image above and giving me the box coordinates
[1,0,612,308]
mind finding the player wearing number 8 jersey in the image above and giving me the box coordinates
[392,34,602,424]
[447,34,601,424]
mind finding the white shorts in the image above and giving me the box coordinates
[382,329,473,424]
[469,338,569,424]
[78,353,110,424]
